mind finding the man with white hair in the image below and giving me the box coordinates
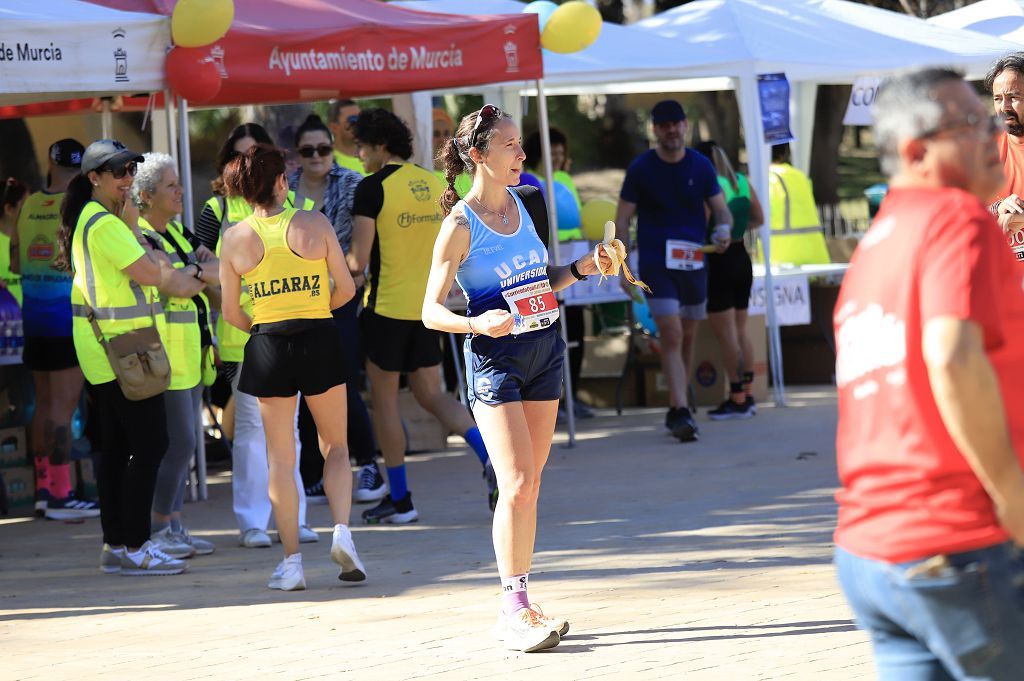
[833,68,1024,680]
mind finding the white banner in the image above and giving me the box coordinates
[749,273,811,326]
[0,0,169,103]
[843,76,882,127]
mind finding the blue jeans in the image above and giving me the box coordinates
[835,543,1024,680]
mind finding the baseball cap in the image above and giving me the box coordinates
[651,100,686,124]
[80,139,144,175]
[49,138,85,169]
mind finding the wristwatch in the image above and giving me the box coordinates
[570,260,588,281]
[192,263,203,281]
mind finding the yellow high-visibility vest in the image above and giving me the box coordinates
[70,201,166,385]
[759,163,831,266]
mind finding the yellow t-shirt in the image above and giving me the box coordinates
[353,163,444,320]
[333,149,367,176]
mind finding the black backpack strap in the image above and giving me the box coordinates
[510,185,549,249]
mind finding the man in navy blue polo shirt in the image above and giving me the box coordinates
[615,100,733,442]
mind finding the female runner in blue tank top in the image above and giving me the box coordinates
[423,105,612,653]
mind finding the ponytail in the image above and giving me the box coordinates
[439,138,466,217]
[55,174,94,273]
[438,105,511,217]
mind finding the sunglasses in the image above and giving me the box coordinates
[298,144,334,159]
[102,161,138,179]
[470,104,501,149]
[346,114,359,126]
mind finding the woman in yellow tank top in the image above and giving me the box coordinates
[219,144,363,591]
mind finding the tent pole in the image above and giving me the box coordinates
[176,96,195,234]
[536,78,576,447]
[100,98,113,139]
[164,90,178,166]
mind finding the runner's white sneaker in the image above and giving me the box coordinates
[100,543,123,574]
[330,524,366,582]
[268,555,305,591]
[120,541,188,576]
[299,525,319,543]
[493,608,560,652]
[150,526,196,559]
[239,528,272,548]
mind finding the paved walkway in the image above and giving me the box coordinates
[1,387,872,680]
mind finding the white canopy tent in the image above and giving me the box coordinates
[929,0,1024,44]
[397,0,1021,406]
[0,0,168,107]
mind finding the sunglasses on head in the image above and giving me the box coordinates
[469,104,501,149]
[298,144,334,159]
[102,161,138,179]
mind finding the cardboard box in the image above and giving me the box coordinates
[0,465,34,516]
[0,426,27,469]
[689,314,769,406]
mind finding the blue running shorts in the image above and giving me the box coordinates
[464,326,565,408]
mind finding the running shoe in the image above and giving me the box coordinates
[120,541,188,576]
[268,556,305,591]
[353,463,388,503]
[299,525,319,543]
[573,399,595,419]
[304,479,328,506]
[746,395,758,414]
[151,526,196,559]
[708,399,754,421]
[239,528,272,548]
[34,489,53,518]
[493,608,561,653]
[362,493,418,524]
[493,604,569,638]
[330,524,366,582]
[100,543,123,574]
[45,494,100,520]
[172,527,215,556]
[484,461,499,512]
[667,407,699,442]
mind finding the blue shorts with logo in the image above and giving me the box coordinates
[464,326,565,409]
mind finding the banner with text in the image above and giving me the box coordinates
[748,274,811,326]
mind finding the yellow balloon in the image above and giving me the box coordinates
[172,0,235,48]
[580,198,617,241]
[541,1,602,54]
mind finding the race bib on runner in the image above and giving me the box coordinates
[665,239,705,271]
[502,279,559,334]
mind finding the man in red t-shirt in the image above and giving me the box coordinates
[834,69,1024,680]
[986,54,1024,262]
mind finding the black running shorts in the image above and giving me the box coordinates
[238,319,348,398]
[706,242,754,314]
[360,308,442,373]
[24,336,80,372]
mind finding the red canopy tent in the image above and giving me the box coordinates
[87,0,542,104]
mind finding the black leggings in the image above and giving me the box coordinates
[90,381,169,548]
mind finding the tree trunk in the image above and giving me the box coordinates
[0,119,42,191]
[809,84,851,206]
[694,91,741,168]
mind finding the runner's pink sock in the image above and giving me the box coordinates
[501,573,530,614]
[49,463,72,499]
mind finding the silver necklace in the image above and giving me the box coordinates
[472,195,510,225]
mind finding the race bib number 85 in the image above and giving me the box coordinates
[502,280,559,334]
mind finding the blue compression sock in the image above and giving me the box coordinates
[463,426,489,466]
[386,465,409,502]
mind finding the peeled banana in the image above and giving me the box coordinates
[593,221,652,294]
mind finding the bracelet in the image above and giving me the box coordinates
[467,317,475,335]
[193,263,203,280]
[570,260,588,281]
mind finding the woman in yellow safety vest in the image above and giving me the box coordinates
[133,152,220,560]
[57,139,184,577]
[219,144,361,591]
[0,177,26,305]
[194,123,318,549]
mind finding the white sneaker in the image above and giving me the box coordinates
[240,528,272,548]
[172,527,215,556]
[493,608,560,652]
[100,543,123,574]
[330,524,366,582]
[268,555,305,591]
[299,525,319,543]
[120,541,188,576]
[151,526,196,559]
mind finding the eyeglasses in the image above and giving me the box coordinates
[919,112,1003,140]
[298,144,334,159]
[469,104,501,149]
[102,161,138,179]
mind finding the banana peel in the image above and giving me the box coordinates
[593,221,652,294]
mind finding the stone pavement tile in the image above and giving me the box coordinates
[1,388,873,680]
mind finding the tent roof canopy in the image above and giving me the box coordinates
[89,0,542,104]
[929,0,1024,45]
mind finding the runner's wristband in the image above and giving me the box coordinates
[570,260,588,281]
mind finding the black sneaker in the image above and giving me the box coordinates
[708,399,754,421]
[745,395,757,414]
[353,463,388,504]
[304,479,328,506]
[667,407,699,442]
[362,493,418,524]
[484,460,499,512]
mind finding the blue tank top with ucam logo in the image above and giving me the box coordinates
[455,188,559,336]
